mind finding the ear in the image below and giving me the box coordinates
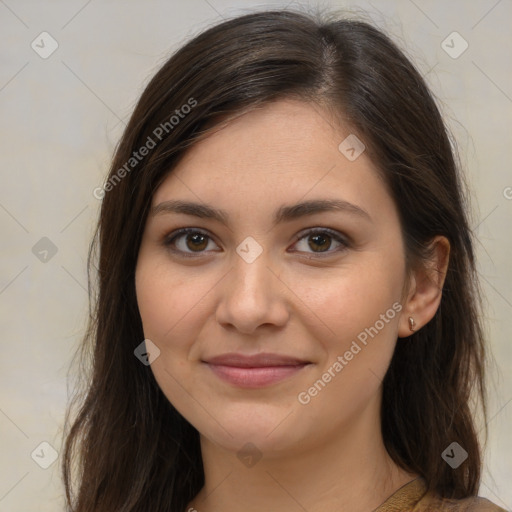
[398,236,450,338]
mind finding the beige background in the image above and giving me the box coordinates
[0,0,511,510]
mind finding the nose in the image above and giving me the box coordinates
[215,250,290,335]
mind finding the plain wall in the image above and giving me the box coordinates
[0,0,511,510]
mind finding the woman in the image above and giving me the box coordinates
[62,8,506,512]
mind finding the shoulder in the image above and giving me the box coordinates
[415,492,509,511]
[375,477,508,512]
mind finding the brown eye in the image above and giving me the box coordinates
[308,233,332,252]
[293,228,349,256]
[164,227,349,259]
[164,228,218,256]
[184,232,209,251]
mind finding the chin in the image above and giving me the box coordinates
[193,403,305,454]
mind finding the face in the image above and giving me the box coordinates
[135,99,409,457]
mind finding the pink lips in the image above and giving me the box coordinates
[203,353,310,388]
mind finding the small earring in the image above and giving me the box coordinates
[409,317,416,332]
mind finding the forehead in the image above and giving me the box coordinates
[152,99,392,218]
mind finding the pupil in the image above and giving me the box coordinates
[309,234,330,252]
[187,233,207,251]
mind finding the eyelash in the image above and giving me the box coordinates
[163,227,350,259]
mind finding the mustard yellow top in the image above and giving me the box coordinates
[374,477,508,511]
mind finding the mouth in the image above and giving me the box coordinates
[202,353,312,388]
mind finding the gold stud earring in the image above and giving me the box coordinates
[409,317,416,332]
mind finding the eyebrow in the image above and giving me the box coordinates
[150,198,372,227]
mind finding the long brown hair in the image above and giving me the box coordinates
[62,8,487,511]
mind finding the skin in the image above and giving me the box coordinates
[135,98,450,512]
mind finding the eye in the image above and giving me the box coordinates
[163,227,349,258]
[164,228,219,256]
[291,228,349,256]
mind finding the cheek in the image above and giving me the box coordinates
[135,261,206,411]
[296,257,403,392]
[292,278,401,425]
[296,261,402,341]
[136,259,207,346]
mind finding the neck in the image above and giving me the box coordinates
[186,395,417,512]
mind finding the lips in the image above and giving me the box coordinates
[203,353,311,388]
[204,353,309,367]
